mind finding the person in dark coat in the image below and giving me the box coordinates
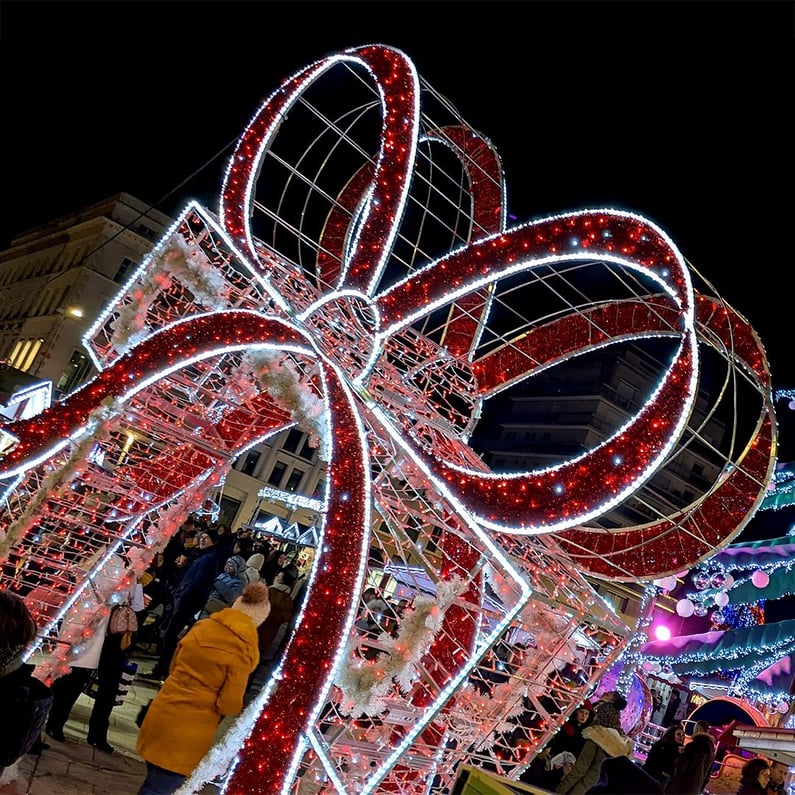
[548,700,594,760]
[556,692,634,795]
[664,719,715,795]
[199,554,247,617]
[737,758,771,795]
[244,565,297,702]
[212,523,236,566]
[643,724,685,786]
[260,549,291,586]
[0,591,53,776]
[765,762,790,795]
[144,529,221,681]
[662,690,682,727]
[588,754,665,795]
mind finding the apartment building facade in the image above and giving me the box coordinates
[0,193,325,536]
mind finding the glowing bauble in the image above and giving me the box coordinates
[751,569,770,588]
[659,576,678,592]
[711,609,725,625]
[676,598,695,617]
[693,572,711,591]
[714,591,730,607]
[779,701,789,714]
[724,573,735,588]
[693,602,708,618]
[710,572,727,590]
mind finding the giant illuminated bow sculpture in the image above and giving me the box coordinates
[0,45,775,793]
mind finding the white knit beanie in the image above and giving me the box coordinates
[246,553,265,570]
[232,582,271,627]
[244,554,265,584]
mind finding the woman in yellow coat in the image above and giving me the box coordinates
[136,582,270,795]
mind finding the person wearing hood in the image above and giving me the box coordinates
[556,691,634,795]
[136,581,270,795]
[199,554,248,617]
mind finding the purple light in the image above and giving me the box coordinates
[654,624,671,641]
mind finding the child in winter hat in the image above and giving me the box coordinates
[232,582,271,627]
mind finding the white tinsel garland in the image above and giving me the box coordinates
[243,350,328,460]
[335,576,468,717]
[110,235,231,355]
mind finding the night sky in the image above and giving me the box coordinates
[2,1,794,438]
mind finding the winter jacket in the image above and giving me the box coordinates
[643,738,683,785]
[664,733,714,795]
[589,754,664,795]
[0,660,53,767]
[136,606,259,775]
[171,545,221,616]
[256,584,294,659]
[200,556,247,616]
[556,724,634,795]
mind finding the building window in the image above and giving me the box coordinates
[285,468,304,492]
[135,224,157,240]
[56,350,93,395]
[267,461,287,487]
[8,338,43,372]
[114,257,136,284]
[240,450,261,476]
[282,428,303,453]
[299,437,316,461]
[217,495,243,528]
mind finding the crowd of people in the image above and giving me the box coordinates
[1,521,793,795]
[0,513,311,793]
[519,689,792,795]
[134,517,306,686]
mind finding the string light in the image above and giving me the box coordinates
[0,42,776,793]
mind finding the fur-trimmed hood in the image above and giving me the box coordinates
[581,725,634,758]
